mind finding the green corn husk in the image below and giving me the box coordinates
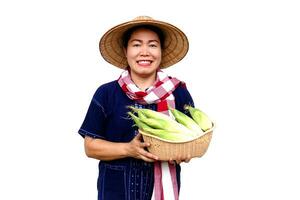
[141,126,194,142]
[184,105,213,131]
[128,107,200,142]
[128,107,197,136]
[136,109,147,121]
[140,117,170,129]
[128,112,151,129]
[129,106,172,121]
[169,107,203,134]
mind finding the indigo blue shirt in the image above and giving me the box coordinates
[78,80,194,200]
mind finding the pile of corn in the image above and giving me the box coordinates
[128,105,213,142]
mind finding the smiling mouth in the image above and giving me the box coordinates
[137,60,152,65]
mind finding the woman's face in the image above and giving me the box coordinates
[124,28,162,79]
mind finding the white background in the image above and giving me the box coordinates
[0,0,299,199]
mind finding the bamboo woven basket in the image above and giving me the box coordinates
[139,124,214,161]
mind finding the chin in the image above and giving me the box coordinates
[138,70,156,77]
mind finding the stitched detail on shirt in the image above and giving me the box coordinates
[78,128,105,139]
[92,98,107,118]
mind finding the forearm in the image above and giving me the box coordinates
[84,136,129,161]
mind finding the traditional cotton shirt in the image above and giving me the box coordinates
[78,80,194,200]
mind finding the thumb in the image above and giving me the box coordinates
[134,132,143,140]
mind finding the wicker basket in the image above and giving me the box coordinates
[140,125,214,161]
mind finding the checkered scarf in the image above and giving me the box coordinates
[118,69,181,200]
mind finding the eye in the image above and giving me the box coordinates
[130,41,141,47]
[133,43,140,47]
[149,44,158,48]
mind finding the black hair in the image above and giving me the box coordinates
[122,25,165,49]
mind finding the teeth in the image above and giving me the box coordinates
[138,60,151,64]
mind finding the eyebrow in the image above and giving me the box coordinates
[129,39,160,43]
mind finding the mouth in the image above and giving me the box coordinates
[137,60,153,66]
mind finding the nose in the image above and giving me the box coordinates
[140,45,150,56]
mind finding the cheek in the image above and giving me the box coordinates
[126,51,137,65]
[149,48,161,57]
[126,47,139,57]
[155,50,162,61]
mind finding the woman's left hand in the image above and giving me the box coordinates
[127,133,159,162]
[168,155,192,165]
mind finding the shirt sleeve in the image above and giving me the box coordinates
[78,86,107,139]
[174,82,195,113]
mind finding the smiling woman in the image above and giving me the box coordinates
[78,16,193,200]
[125,27,162,90]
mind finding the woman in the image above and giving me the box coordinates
[78,16,194,200]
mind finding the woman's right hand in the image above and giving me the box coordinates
[127,133,159,162]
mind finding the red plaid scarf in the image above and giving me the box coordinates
[118,69,181,200]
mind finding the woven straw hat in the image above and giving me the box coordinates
[99,16,189,69]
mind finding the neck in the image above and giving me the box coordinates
[130,72,157,91]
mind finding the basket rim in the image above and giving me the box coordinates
[139,123,215,144]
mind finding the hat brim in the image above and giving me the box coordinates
[99,18,189,69]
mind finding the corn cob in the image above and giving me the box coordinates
[184,105,213,131]
[127,112,151,129]
[128,106,172,121]
[169,107,203,135]
[141,126,194,142]
[128,106,197,136]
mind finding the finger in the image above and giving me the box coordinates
[168,159,175,165]
[139,155,156,162]
[175,160,182,165]
[139,142,151,148]
[176,156,185,164]
[140,149,159,160]
[184,155,191,163]
[134,133,142,140]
